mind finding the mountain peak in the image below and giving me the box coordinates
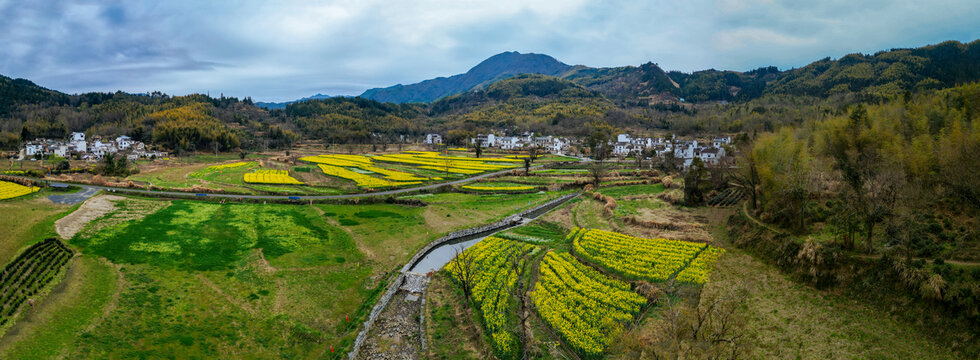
[359,51,572,103]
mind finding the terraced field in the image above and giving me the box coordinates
[0,238,73,334]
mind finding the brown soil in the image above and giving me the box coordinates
[55,195,126,239]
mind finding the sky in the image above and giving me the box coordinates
[1,0,978,102]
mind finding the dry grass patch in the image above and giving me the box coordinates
[0,197,72,263]
[61,195,170,240]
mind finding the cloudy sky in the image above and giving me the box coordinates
[1,0,978,101]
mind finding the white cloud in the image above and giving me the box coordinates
[0,0,976,101]
[713,28,817,51]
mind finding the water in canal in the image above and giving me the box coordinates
[409,237,484,273]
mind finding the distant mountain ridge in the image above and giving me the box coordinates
[266,39,980,107]
[359,51,573,103]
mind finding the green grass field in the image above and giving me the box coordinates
[0,195,77,264]
[73,201,360,270]
[0,187,566,358]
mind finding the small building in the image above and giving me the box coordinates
[474,134,497,148]
[25,143,43,156]
[53,145,69,158]
[116,135,132,150]
[497,137,522,150]
[424,133,442,145]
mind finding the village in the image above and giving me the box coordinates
[11,132,168,162]
[10,129,732,171]
[425,131,734,167]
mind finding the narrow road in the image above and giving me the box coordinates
[36,165,545,200]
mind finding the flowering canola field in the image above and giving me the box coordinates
[446,236,536,359]
[571,228,723,283]
[373,151,521,174]
[675,245,725,284]
[206,161,250,170]
[300,154,432,187]
[0,181,40,200]
[532,252,646,357]
[243,169,303,185]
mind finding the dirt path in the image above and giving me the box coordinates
[357,290,423,360]
[852,254,980,267]
[741,201,785,234]
[84,263,126,333]
[54,195,126,239]
[196,273,256,315]
[738,203,980,266]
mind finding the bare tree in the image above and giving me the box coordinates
[858,163,904,254]
[449,247,480,302]
[731,145,760,211]
[635,285,750,359]
[526,146,539,163]
[507,251,531,360]
[632,149,643,169]
[589,160,607,189]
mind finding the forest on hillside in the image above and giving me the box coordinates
[1,40,978,153]
[715,83,980,354]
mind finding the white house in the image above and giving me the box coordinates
[674,140,698,159]
[550,138,569,154]
[712,136,732,148]
[116,135,132,150]
[474,134,497,148]
[497,136,522,150]
[53,145,68,158]
[25,143,43,156]
[613,142,631,155]
[616,134,631,143]
[424,133,442,144]
[71,132,85,142]
[72,139,87,153]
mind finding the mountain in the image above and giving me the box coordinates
[255,93,337,110]
[0,75,69,115]
[359,51,573,103]
[3,39,980,150]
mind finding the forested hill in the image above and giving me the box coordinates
[763,40,980,98]
[0,75,69,115]
[2,39,980,151]
[355,40,980,106]
[359,51,572,103]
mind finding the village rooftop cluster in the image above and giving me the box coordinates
[15,132,168,161]
[426,132,733,167]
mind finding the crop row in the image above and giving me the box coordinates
[0,181,40,200]
[206,161,250,170]
[532,252,646,358]
[316,164,421,188]
[446,236,536,359]
[571,228,717,283]
[301,154,434,184]
[373,152,519,173]
[707,188,745,207]
[0,238,73,327]
[674,246,725,284]
[243,169,303,185]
